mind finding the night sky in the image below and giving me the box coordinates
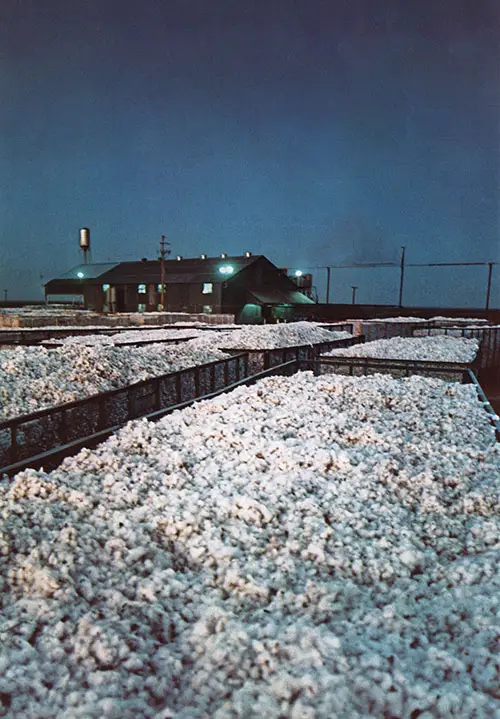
[1,0,499,306]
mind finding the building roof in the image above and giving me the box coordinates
[49,255,262,285]
[44,256,317,307]
[56,263,120,280]
[248,288,315,305]
[100,256,263,284]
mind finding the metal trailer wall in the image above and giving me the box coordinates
[0,323,239,346]
[0,336,362,476]
[412,325,500,371]
[0,311,234,329]
[360,320,431,343]
[311,355,474,383]
[221,336,364,375]
[0,354,248,474]
[305,357,500,440]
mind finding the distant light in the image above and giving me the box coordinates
[294,270,303,277]
[219,265,234,275]
[77,271,84,278]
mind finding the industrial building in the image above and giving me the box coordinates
[44,253,315,323]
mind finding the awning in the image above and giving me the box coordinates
[247,289,315,305]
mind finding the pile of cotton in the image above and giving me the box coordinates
[430,316,489,325]
[0,342,229,421]
[42,329,202,347]
[1,371,499,717]
[188,321,352,351]
[363,316,428,323]
[324,335,479,363]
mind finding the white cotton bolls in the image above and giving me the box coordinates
[0,322,353,422]
[0,342,229,421]
[187,321,352,351]
[1,370,500,717]
[324,335,479,363]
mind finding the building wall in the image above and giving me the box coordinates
[84,285,105,312]
[46,257,305,317]
[105,281,224,313]
[164,281,222,313]
[222,257,298,318]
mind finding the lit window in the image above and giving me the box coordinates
[202,282,213,294]
[102,284,110,292]
[219,265,234,275]
[138,303,146,313]
[157,283,164,292]
[203,305,213,314]
[138,284,147,294]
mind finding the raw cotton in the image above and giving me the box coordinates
[187,321,352,351]
[0,323,350,421]
[324,335,479,363]
[1,371,499,717]
[42,329,202,347]
[0,342,229,421]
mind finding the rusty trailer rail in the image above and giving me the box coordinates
[412,324,500,372]
[0,353,249,476]
[2,335,496,478]
[300,358,499,439]
[221,335,365,374]
[0,324,241,347]
[0,357,300,478]
[39,336,197,349]
[0,337,362,477]
[306,355,475,382]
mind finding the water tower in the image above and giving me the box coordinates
[79,227,91,264]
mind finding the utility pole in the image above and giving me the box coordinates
[398,246,406,308]
[326,266,331,304]
[351,286,358,304]
[485,262,493,311]
[3,289,7,302]
[159,235,171,311]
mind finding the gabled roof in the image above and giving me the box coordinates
[79,255,263,284]
[56,263,120,280]
[248,289,315,305]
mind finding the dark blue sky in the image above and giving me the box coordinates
[1,0,499,306]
